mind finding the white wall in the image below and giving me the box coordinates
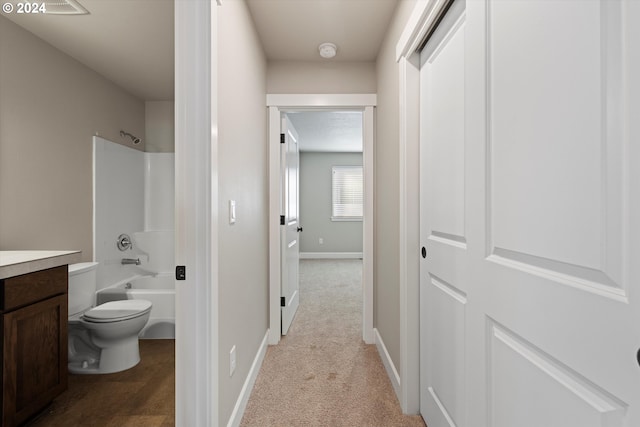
[374,0,418,372]
[93,137,144,291]
[267,60,376,94]
[300,152,363,254]
[145,101,175,153]
[93,139,175,289]
[0,17,145,261]
[218,1,269,425]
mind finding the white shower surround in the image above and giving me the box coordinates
[93,136,145,290]
[93,136,175,338]
[144,152,175,231]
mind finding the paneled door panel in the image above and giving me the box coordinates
[419,0,640,426]
[488,321,625,427]
[422,0,467,248]
[488,0,625,293]
[281,115,300,335]
[419,0,467,426]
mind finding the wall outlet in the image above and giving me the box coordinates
[229,345,236,377]
[319,237,324,245]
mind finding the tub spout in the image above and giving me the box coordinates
[121,258,141,265]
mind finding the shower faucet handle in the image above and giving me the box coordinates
[117,234,133,251]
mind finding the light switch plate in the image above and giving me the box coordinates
[229,200,236,224]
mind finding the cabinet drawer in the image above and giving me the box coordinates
[1,266,67,311]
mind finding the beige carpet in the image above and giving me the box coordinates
[240,259,426,427]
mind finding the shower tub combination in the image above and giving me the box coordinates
[97,273,175,339]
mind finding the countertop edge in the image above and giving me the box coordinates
[0,251,82,280]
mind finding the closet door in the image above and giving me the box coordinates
[419,1,468,425]
[420,1,640,426]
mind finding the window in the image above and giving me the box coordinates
[332,166,363,221]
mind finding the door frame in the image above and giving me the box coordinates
[267,94,376,346]
[174,0,220,425]
[395,0,453,415]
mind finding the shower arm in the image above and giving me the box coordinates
[119,130,141,145]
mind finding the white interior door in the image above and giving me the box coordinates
[281,115,300,335]
[419,0,467,425]
[420,1,640,426]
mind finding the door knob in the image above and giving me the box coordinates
[421,247,427,259]
[297,227,304,232]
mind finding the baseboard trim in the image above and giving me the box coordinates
[226,329,269,427]
[300,252,363,259]
[374,328,401,401]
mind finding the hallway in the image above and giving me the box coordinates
[241,260,425,426]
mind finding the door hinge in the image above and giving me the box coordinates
[281,297,286,307]
[280,215,285,225]
[280,133,285,144]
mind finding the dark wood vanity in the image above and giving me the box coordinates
[0,251,80,426]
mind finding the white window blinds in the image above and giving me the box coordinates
[332,166,363,220]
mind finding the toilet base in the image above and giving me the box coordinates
[68,309,150,375]
[68,359,101,374]
[68,336,141,374]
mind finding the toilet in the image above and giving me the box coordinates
[67,262,152,374]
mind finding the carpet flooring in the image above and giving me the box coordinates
[240,259,426,427]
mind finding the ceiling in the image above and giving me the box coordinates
[287,112,363,152]
[5,0,399,100]
[245,0,399,62]
[4,0,174,101]
[5,0,397,150]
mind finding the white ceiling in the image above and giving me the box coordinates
[287,111,363,152]
[4,0,399,115]
[4,0,174,101]
[245,0,399,62]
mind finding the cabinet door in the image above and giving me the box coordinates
[2,294,68,426]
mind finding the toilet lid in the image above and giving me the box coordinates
[83,300,152,323]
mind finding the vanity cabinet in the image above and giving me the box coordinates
[0,265,68,427]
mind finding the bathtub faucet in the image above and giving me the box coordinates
[121,258,141,265]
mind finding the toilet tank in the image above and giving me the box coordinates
[68,262,99,316]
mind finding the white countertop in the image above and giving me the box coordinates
[0,250,82,280]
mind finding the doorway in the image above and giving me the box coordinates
[284,111,365,336]
[267,95,376,346]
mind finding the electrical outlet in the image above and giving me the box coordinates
[319,237,324,245]
[230,345,236,377]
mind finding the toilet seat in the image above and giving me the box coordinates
[83,300,152,323]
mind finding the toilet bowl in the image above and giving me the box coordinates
[68,262,152,374]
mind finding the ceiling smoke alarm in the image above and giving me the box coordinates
[318,43,337,59]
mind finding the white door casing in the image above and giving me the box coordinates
[267,95,376,346]
[281,115,300,335]
[174,0,218,425]
[413,0,640,426]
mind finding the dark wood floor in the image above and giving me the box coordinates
[27,340,175,427]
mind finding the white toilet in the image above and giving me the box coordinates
[67,262,152,374]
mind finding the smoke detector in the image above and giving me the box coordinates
[318,43,337,59]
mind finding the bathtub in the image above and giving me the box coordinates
[96,274,175,339]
